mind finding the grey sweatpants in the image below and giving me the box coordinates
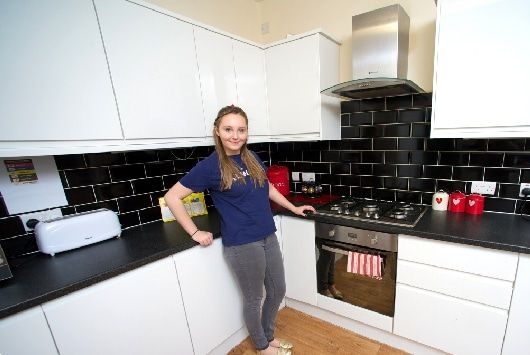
[223,233,286,351]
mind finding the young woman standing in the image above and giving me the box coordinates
[164,105,315,355]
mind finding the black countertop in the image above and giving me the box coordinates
[1,199,530,319]
[0,210,221,319]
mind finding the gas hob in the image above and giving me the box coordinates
[314,197,428,227]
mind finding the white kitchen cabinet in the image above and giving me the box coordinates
[0,0,122,151]
[233,40,270,138]
[273,215,284,257]
[195,27,238,136]
[394,234,516,355]
[0,306,58,355]
[172,238,244,355]
[395,284,507,355]
[265,32,341,140]
[42,257,193,355]
[281,216,317,305]
[503,253,530,355]
[431,0,530,138]
[94,0,206,141]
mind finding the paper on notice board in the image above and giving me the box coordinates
[0,156,67,214]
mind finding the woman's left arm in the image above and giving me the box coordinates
[268,182,315,216]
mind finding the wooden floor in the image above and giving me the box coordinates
[228,307,408,355]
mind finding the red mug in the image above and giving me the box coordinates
[448,191,466,213]
[466,193,484,215]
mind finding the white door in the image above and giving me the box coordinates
[195,27,238,135]
[281,216,317,305]
[431,0,530,137]
[0,306,58,355]
[0,0,122,141]
[503,254,530,355]
[173,239,244,355]
[43,257,193,355]
[266,35,320,135]
[394,284,507,355]
[94,0,205,140]
[233,40,270,137]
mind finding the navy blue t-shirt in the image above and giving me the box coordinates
[179,151,276,246]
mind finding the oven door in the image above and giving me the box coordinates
[315,238,397,317]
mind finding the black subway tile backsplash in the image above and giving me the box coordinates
[488,139,526,151]
[109,164,146,181]
[94,182,134,201]
[145,161,175,177]
[469,153,503,167]
[2,93,529,258]
[64,186,96,205]
[373,111,396,124]
[398,109,426,123]
[65,167,111,187]
[85,152,126,167]
[386,95,412,110]
[360,97,385,111]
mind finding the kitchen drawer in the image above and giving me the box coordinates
[394,284,508,355]
[398,234,517,281]
[397,259,513,309]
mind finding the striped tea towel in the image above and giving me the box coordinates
[347,251,383,280]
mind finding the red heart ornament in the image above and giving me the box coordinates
[436,197,442,204]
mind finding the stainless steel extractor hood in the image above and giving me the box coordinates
[322,4,424,100]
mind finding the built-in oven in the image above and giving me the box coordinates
[315,222,398,317]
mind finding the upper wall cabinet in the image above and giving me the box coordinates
[265,33,341,140]
[195,27,238,136]
[0,0,123,153]
[430,0,530,138]
[94,0,206,140]
[233,40,270,138]
[195,28,269,138]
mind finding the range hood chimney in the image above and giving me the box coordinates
[322,4,424,100]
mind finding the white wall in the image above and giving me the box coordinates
[145,0,437,91]
[145,0,264,43]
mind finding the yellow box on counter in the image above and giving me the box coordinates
[158,192,208,222]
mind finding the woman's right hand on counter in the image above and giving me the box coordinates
[193,230,213,246]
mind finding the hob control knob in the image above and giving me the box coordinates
[328,229,335,237]
[353,210,361,216]
[373,212,380,219]
[370,236,378,245]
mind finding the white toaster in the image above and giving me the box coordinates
[35,209,121,256]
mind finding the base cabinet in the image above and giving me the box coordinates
[173,238,244,355]
[42,257,193,355]
[281,216,317,305]
[394,284,507,355]
[0,306,58,355]
[503,253,530,355]
[395,234,516,355]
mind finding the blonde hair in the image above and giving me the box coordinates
[213,105,267,190]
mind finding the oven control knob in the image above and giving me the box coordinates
[328,229,335,237]
[373,212,380,219]
[353,210,360,217]
[370,236,378,245]
[365,212,371,218]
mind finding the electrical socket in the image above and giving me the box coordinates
[520,183,530,197]
[470,181,497,195]
[301,172,315,182]
[19,208,63,232]
[291,171,300,182]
